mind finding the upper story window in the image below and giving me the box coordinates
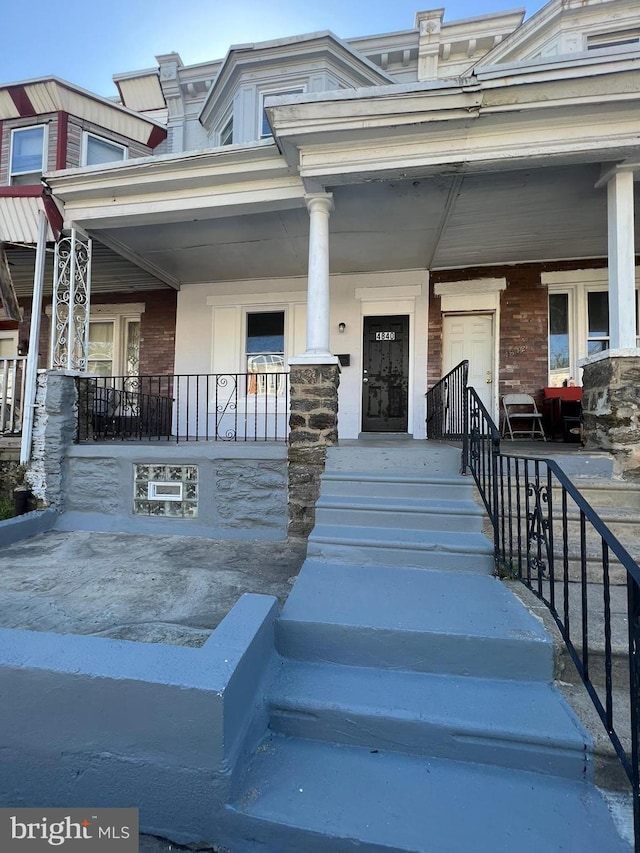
[82,132,127,167]
[10,126,46,185]
[219,115,233,146]
[260,87,305,138]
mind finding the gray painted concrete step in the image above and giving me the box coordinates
[320,471,473,501]
[277,561,552,680]
[308,525,494,572]
[314,494,484,532]
[228,734,629,853]
[269,660,589,780]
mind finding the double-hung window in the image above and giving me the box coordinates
[82,133,127,166]
[10,126,46,185]
[87,314,141,377]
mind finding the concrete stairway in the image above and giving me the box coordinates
[225,443,630,852]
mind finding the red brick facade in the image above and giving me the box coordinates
[16,289,176,376]
[430,259,608,406]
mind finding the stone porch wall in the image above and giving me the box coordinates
[25,372,288,539]
[288,363,340,538]
[582,353,640,481]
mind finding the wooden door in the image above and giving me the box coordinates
[442,313,494,416]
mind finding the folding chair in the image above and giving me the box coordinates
[501,393,546,441]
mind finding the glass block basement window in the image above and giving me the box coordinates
[134,464,198,518]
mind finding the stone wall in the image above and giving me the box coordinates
[582,353,640,480]
[0,451,23,502]
[25,372,77,510]
[288,363,340,538]
[61,443,288,539]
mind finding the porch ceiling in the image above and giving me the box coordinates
[88,161,633,283]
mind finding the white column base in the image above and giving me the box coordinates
[289,353,339,366]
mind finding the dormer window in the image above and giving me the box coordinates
[587,29,640,51]
[219,115,233,146]
[260,87,305,138]
[10,126,46,185]
[82,132,127,166]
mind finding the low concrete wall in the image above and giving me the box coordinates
[0,508,57,546]
[58,442,288,539]
[0,593,278,846]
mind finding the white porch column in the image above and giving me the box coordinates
[607,170,636,349]
[291,193,337,365]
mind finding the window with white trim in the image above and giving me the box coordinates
[10,126,46,185]
[82,132,127,166]
[87,313,141,377]
[245,310,285,394]
[260,87,305,138]
[546,276,640,386]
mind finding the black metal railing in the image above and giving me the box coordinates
[76,372,290,442]
[427,360,640,850]
[425,360,469,471]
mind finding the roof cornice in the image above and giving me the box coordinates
[199,31,395,128]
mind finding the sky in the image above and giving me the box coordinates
[2,0,546,98]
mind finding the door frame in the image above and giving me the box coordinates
[361,314,410,433]
[357,293,418,437]
[435,277,505,423]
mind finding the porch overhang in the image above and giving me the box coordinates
[45,55,640,284]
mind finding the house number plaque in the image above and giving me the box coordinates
[375,331,396,341]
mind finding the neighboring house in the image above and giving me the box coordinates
[3,0,640,467]
[0,76,174,434]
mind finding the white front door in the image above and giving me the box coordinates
[442,313,494,417]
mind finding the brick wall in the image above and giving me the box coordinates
[430,259,608,405]
[90,290,177,376]
[17,289,176,375]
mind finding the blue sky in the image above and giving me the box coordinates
[3,1,546,97]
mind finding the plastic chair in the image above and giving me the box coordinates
[501,394,546,441]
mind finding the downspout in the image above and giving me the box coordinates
[20,209,48,464]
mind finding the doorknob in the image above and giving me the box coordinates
[486,371,492,385]
[363,377,369,383]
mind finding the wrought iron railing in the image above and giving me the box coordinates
[75,372,290,442]
[427,360,640,850]
[0,356,27,435]
[425,360,469,471]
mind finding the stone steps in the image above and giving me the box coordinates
[268,659,589,779]
[226,444,629,851]
[227,735,627,853]
[275,561,552,680]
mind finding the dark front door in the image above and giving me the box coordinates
[362,315,409,432]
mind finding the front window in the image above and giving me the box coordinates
[246,311,285,394]
[10,126,45,185]
[87,317,140,376]
[260,88,305,138]
[83,133,127,166]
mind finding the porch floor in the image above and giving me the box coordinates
[0,531,306,646]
